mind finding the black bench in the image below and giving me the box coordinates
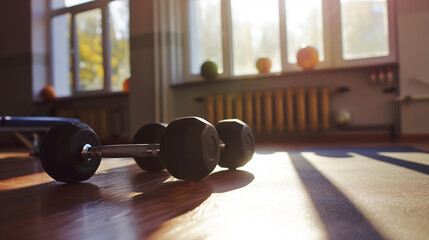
[0,116,80,154]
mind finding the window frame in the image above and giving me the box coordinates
[180,0,397,82]
[331,0,397,67]
[48,0,129,98]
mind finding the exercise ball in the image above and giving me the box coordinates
[40,85,56,101]
[200,61,219,81]
[297,46,319,70]
[123,78,130,93]
[256,57,272,73]
[336,109,352,126]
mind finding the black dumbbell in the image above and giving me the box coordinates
[40,117,255,183]
[215,119,255,169]
[132,118,255,173]
[132,122,167,172]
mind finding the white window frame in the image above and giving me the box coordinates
[331,0,397,67]
[180,0,397,83]
[48,0,129,97]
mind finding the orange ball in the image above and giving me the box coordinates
[256,58,272,73]
[297,46,319,70]
[40,85,56,101]
[123,78,130,93]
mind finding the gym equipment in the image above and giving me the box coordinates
[0,116,80,154]
[335,109,352,126]
[123,77,130,92]
[40,117,255,183]
[40,122,100,183]
[200,60,219,81]
[297,46,319,70]
[132,122,167,172]
[216,119,254,169]
[40,85,56,101]
[256,57,272,73]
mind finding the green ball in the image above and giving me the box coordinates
[200,61,219,81]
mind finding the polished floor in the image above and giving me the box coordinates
[0,142,429,239]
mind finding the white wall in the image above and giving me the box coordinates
[397,0,429,134]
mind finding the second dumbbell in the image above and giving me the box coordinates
[131,118,255,178]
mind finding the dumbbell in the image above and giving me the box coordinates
[40,117,255,183]
[132,118,255,172]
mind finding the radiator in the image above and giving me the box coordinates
[206,87,331,134]
[56,107,110,140]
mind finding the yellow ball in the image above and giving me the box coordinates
[297,46,319,70]
[256,58,272,73]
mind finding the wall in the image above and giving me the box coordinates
[0,0,34,117]
[396,0,429,134]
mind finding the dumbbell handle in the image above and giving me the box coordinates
[81,141,225,161]
[81,144,160,161]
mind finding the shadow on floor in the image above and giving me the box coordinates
[289,151,383,239]
[301,146,429,175]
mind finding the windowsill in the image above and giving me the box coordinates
[33,91,129,104]
[171,62,398,88]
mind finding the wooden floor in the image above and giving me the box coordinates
[1,141,429,239]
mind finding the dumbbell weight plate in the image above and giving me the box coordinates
[132,123,167,172]
[216,119,255,169]
[160,117,220,181]
[40,122,101,183]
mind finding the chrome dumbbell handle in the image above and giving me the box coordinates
[81,141,225,162]
[81,144,160,161]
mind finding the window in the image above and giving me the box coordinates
[340,0,390,60]
[187,0,223,75]
[109,0,130,92]
[51,13,72,97]
[285,0,324,64]
[76,8,104,91]
[231,0,281,75]
[50,0,130,97]
[51,0,95,10]
[182,0,395,81]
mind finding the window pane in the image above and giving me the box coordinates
[188,0,223,75]
[341,0,389,60]
[51,13,72,97]
[109,0,130,92]
[231,0,281,75]
[76,9,104,91]
[285,0,324,63]
[51,0,95,10]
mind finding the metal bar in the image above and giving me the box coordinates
[82,144,160,160]
[13,132,36,153]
